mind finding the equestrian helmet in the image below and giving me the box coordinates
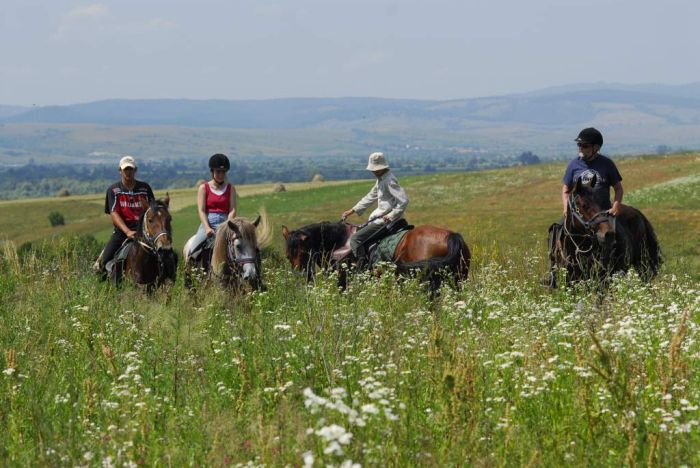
[575,127,603,147]
[209,153,230,171]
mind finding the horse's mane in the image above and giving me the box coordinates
[287,221,347,253]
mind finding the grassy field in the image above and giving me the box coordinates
[1,153,699,466]
[2,152,697,274]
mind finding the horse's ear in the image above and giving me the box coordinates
[590,174,597,188]
[164,192,170,208]
[574,178,583,194]
[227,220,241,237]
[253,214,261,227]
[140,196,150,210]
[282,225,289,240]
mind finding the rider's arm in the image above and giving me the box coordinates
[609,182,624,215]
[561,184,570,216]
[351,183,378,216]
[386,178,409,221]
[111,211,136,238]
[227,184,238,220]
[197,183,211,230]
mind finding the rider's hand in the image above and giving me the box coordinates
[607,202,621,216]
[126,229,137,239]
[341,209,354,220]
[382,216,392,224]
[206,227,215,237]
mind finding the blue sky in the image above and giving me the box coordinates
[1,0,699,105]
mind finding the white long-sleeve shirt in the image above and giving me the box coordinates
[352,171,409,224]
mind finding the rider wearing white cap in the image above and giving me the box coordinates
[96,155,155,278]
[341,152,409,267]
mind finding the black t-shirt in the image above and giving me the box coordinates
[563,155,622,209]
[105,180,155,227]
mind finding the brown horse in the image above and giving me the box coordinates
[120,196,177,289]
[282,221,470,291]
[549,175,661,288]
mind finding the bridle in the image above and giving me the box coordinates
[287,229,319,278]
[225,232,257,266]
[137,206,171,253]
[564,192,615,257]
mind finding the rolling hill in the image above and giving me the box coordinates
[1,82,700,166]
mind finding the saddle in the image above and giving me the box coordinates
[105,239,135,283]
[189,236,215,263]
[331,218,412,264]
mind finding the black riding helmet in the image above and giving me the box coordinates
[575,127,603,147]
[209,153,230,171]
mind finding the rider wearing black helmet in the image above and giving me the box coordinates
[543,127,624,287]
[562,127,623,215]
[184,153,238,258]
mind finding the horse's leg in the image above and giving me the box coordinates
[336,261,348,291]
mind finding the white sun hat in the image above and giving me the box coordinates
[119,155,137,170]
[366,152,389,171]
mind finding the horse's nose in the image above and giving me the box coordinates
[242,264,258,282]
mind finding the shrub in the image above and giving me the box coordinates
[48,211,65,227]
[56,188,71,197]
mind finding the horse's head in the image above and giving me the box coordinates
[282,225,314,279]
[569,176,616,262]
[140,195,173,251]
[212,218,262,289]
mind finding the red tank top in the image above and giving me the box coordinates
[204,182,231,213]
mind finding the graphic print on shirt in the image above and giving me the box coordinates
[578,169,605,188]
[105,181,155,226]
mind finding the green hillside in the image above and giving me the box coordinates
[2,152,698,275]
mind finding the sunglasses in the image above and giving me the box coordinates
[577,142,592,149]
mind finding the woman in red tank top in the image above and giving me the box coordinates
[186,154,238,256]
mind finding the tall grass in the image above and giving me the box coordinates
[1,236,698,466]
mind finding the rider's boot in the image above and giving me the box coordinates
[354,245,368,271]
[109,260,123,285]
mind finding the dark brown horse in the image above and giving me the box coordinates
[282,221,470,291]
[120,196,177,289]
[550,175,661,287]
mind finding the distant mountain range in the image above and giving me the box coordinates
[1,82,700,165]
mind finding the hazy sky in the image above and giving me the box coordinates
[1,0,699,106]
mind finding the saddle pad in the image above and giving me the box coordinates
[115,240,134,263]
[369,230,409,266]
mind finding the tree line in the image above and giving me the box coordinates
[0,151,540,200]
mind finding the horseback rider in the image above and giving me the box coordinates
[96,155,155,279]
[185,153,238,259]
[341,152,409,268]
[543,127,625,287]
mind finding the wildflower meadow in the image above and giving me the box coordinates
[1,154,698,466]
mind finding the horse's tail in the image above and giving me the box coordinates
[396,232,471,281]
[639,211,662,280]
[255,206,272,249]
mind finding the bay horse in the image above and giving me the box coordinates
[183,209,272,292]
[120,196,177,289]
[550,175,661,288]
[282,220,470,292]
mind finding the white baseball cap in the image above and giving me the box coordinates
[119,155,137,170]
[366,152,389,171]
